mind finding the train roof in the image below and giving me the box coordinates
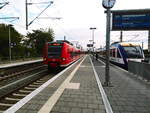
[111,42,140,46]
[48,40,73,46]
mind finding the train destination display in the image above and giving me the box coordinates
[112,10,150,30]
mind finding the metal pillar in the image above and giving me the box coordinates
[9,25,11,62]
[89,27,96,58]
[104,9,111,86]
[25,0,28,30]
[120,30,123,42]
[148,30,150,52]
[142,41,144,49]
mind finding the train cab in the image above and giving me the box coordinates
[110,42,145,69]
[43,40,82,70]
[98,42,145,70]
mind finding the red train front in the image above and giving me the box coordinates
[43,40,81,70]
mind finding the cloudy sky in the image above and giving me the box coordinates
[0,0,150,49]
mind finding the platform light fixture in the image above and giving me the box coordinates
[89,27,97,52]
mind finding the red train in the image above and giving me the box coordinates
[43,40,82,70]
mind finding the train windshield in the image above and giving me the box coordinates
[123,46,143,58]
[48,45,62,58]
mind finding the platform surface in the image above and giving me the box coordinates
[4,56,107,113]
[93,57,150,113]
[4,55,150,113]
[0,59,42,69]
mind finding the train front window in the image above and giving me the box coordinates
[48,45,62,58]
[123,46,143,58]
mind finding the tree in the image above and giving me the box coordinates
[26,28,54,56]
[0,23,23,60]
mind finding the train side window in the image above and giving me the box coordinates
[110,49,112,57]
[117,49,121,58]
[67,49,70,53]
[113,49,115,57]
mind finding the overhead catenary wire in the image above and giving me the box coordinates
[0,0,83,41]
[34,2,78,41]
[28,1,54,26]
[1,0,54,34]
[0,2,9,9]
[0,0,55,33]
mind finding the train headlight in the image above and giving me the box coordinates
[52,59,56,61]
[62,58,66,61]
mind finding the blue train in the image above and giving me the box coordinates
[98,42,145,70]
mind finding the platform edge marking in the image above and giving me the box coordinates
[89,56,113,113]
[3,57,84,113]
[38,56,86,113]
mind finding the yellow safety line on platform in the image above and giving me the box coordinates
[38,56,86,113]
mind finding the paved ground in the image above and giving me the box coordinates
[0,59,42,69]
[92,57,150,113]
[7,56,106,113]
[50,56,106,113]
[4,55,150,113]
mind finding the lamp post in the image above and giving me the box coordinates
[102,0,116,87]
[89,27,96,52]
[8,24,13,62]
[89,40,93,52]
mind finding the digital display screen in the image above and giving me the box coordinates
[112,11,150,30]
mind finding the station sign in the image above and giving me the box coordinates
[87,44,93,47]
[112,9,150,30]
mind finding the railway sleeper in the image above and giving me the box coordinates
[0,103,13,107]
[28,84,40,87]
[24,86,37,90]
[19,89,32,93]
[17,91,30,95]
[0,99,17,104]
[5,97,21,101]
[0,104,11,111]
[12,93,26,97]
[36,80,46,83]
[7,95,23,99]
[33,82,43,85]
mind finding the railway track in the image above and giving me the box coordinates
[0,62,43,80]
[0,62,64,112]
[0,64,46,87]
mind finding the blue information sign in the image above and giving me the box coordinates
[112,11,150,30]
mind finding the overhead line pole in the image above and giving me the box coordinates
[25,0,28,30]
[120,30,123,42]
[28,1,53,26]
[0,17,19,62]
[25,0,53,30]
[102,0,116,87]
[38,17,61,20]
[0,2,9,9]
[0,17,19,23]
[0,17,19,19]
[27,2,53,5]
[105,9,111,86]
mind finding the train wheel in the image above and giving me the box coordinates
[48,64,51,72]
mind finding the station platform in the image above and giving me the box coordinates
[4,56,107,113]
[0,59,42,69]
[93,57,150,113]
[3,55,150,113]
